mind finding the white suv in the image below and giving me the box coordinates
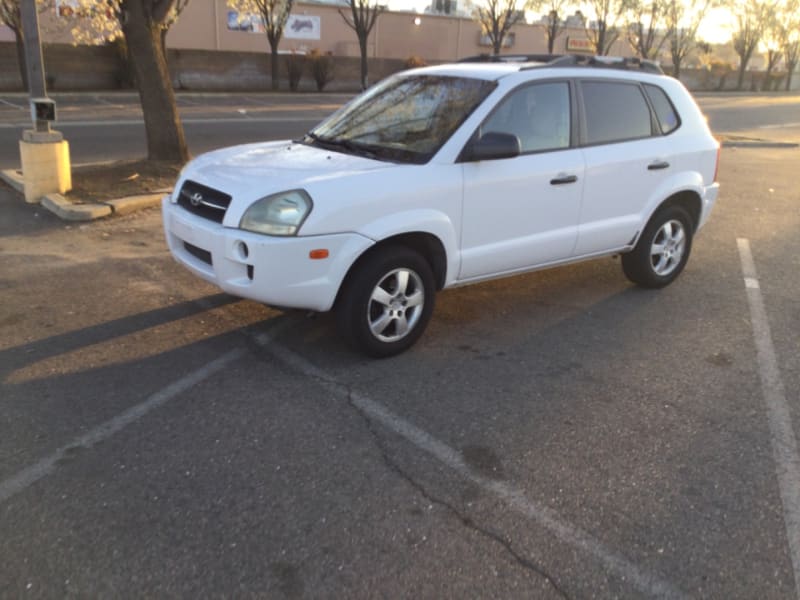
[163,57,720,357]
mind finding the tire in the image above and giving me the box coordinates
[336,245,436,358]
[622,205,694,288]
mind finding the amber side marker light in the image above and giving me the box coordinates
[309,249,329,259]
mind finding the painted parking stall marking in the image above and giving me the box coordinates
[737,237,800,599]
[0,348,244,504]
[252,330,686,599]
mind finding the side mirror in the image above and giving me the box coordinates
[465,132,520,161]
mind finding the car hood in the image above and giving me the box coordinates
[180,140,391,207]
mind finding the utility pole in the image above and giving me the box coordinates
[18,0,71,203]
[20,0,50,131]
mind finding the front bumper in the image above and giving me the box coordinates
[162,198,374,312]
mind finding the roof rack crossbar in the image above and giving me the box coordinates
[534,54,664,74]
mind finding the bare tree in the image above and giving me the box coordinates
[584,0,632,55]
[760,9,783,89]
[339,0,383,91]
[230,0,294,91]
[66,0,189,162]
[664,0,712,79]
[474,0,526,55]
[731,0,777,90]
[627,0,669,59]
[121,0,189,161]
[528,0,572,54]
[778,0,800,90]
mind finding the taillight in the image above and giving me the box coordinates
[713,147,721,183]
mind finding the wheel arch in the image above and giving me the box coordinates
[335,232,448,308]
[651,189,703,233]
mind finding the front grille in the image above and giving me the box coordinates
[177,180,232,223]
[184,242,212,265]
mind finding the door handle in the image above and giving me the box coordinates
[648,161,670,170]
[550,174,578,185]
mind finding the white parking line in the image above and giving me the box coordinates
[0,98,26,110]
[253,330,685,599]
[737,237,800,599]
[0,304,684,596]
[0,348,244,504]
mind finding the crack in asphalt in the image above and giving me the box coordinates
[240,326,571,597]
[344,389,572,600]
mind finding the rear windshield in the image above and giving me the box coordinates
[305,74,496,164]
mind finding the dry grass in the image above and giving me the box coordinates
[67,160,182,204]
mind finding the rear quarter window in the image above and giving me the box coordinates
[581,81,653,145]
[644,84,681,134]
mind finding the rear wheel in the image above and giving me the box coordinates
[622,205,694,288]
[336,245,436,358]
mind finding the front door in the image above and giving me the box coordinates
[459,81,585,280]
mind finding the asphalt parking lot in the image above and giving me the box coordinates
[1,141,799,597]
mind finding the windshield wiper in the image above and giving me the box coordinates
[304,133,379,160]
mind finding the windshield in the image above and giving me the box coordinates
[305,74,496,164]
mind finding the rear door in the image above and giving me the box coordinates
[574,80,677,256]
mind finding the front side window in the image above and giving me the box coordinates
[481,81,571,153]
[306,75,496,164]
[581,81,653,145]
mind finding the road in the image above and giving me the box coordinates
[0,91,798,168]
[0,92,354,168]
[1,92,799,596]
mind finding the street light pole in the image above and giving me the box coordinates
[20,0,50,133]
[17,0,71,204]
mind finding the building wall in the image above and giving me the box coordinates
[163,2,627,62]
[3,0,612,62]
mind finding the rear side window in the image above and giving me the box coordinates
[644,84,680,134]
[581,81,653,145]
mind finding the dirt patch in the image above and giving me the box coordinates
[66,160,182,204]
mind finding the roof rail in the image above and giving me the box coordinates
[540,54,664,74]
[457,53,561,64]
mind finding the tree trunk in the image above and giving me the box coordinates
[672,59,681,80]
[736,61,747,90]
[596,27,606,56]
[14,29,28,92]
[358,34,368,90]
[160,27,169,67]
[122,2,188,163]
[787,67,796,91]
[270,38,280,91]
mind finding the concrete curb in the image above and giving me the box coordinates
[106,193,165,216]
[1,167,169,221]
[1,168,24,194]
[42,193,112,221]
[721,140,799,149]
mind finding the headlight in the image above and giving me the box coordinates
[239,190,313,236]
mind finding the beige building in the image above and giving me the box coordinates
[1,0,633,62]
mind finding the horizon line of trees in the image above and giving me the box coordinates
[476,0,799,88]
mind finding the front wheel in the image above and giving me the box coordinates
[336,245,436,358]
[622,205,694,288]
